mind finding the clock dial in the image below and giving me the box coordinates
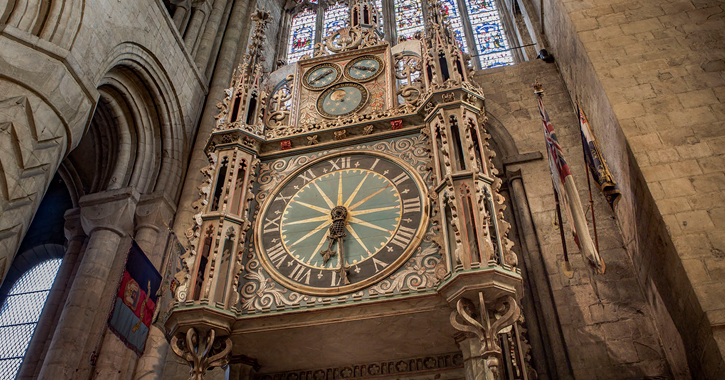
[344,55,384,82]
[256,153,428,295]
[302,63,342,90]
[317,82,368,118]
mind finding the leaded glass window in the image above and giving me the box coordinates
[324,2,349,36]
[464,0,513,68]
[394,0,424,40]
[0,258,63,379]
[440,0,467,52]
[287,8,317,64]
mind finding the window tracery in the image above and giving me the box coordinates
[323,2,349,36]
[464,0,513,68]
[287,8,317,63]
[285,0,517,69]
[0,258,63,378]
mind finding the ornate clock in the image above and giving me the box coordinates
[256,152,428,295]
[316,82,368,118]
[302,63,342,90]
[344,55,384,82]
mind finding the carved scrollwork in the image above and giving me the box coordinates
[171,328,233,380]
[394,52,423,105]
[449,293,521,379]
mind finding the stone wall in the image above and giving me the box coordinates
[526,0,725,377]
[473,59,676,379]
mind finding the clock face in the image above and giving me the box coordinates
[316,82,368,118]
[344,55,384,82]
[302,63,342,90]
[256,152,428,295]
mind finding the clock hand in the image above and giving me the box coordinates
[310,69,333,84]
[353,65,376,71]
[320,206,348,264]
[336,234,350,285]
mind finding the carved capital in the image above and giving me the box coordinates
[63,208,85,242]
[449,293,521,379]
[171,328,232,380]
[135,192,177,232]
[79,187,140,237]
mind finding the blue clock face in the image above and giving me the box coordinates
[303,63,342,89]
[317,82,368,118]
[256,153,428,295]
[344,55,384,82]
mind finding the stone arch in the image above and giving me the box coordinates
[75,42,187,198]
[1,0,84,49]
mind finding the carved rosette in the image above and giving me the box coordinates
[449,293,521,379]
[171,328,233,380]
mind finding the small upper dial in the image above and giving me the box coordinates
[344,55,384,82]
[302,63,342,90]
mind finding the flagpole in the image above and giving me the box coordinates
[577,103,600,252]
[553,182,574,278]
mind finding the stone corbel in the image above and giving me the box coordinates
[449,293,521,379]
[79,187,140,237]
[171,328,233,380]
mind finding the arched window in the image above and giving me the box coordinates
[464,0,513,68]
[0,258,63,378]
[285,0,518,69]
[393,0,424,40]
[323,2,349,36]
[287,8,317,63]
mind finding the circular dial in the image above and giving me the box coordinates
[256,152,428,295]
[344,55,384,82]
[317,82,368,118]
[302,63,342,90]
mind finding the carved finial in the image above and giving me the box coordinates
[533,81,544,95]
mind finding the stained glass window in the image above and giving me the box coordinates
[287,8,317,63]
[394,0,424,40]
[375,0,384,26]
[464,0,513,68]
[440,0,467,52]
[324,2,349,36]
[0,259,63,379]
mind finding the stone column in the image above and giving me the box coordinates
[16,209,87,380]
[194,0,231,74]
[456,335,490,380]
[507,169,573,380]
[38,188,139,380]
[132,194,177,380]
[184,1,211,55]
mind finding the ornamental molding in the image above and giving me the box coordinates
[255,352,464,380]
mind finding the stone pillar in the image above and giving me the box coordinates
[456,335,490,380]
[194,0,230,75]
[507,170,573,380]
[16,209,87,380]
[38,188,139,380]
[184,1,211,55]
[132,194,177,380]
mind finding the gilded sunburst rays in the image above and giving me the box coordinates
[281,169,401,269]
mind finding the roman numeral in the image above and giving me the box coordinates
[372,257,389,273]
[267,243,287,268]
[369,158,380,171]
[299,169,316,183]
[328,157,351,170]
[330,270,341,286]
[391,172,408,186]
[402,197,421,213]
[275,193,291,204]
[263,215,281,234]
[289,264,312,285]
[390,225,416,248]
